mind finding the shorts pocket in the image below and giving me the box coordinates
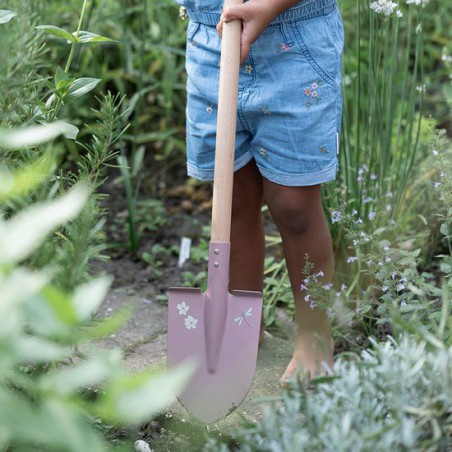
[186,20,201,43]
[285,8,343,89]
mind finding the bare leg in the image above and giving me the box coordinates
[263,180,334,382]
[228,161,266,340]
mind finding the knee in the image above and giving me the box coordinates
[266,188,322,236]
[270,200,311,235]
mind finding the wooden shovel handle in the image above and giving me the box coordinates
[210,0,243,243]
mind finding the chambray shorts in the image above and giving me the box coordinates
[184,0,344,186]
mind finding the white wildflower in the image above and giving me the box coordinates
[347,256,358,263]
[381,285,389,292]
[406,0,429,5]
[432,149,438,156]
[434,182,441,189]
[370,0,402,17]
[363,196,373,204]
[323,283,333,291]
[300,283,308,291]
[368,211,376,220]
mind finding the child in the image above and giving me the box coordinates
[178,0,344,384]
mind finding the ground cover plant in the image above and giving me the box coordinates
[0,0,451,450]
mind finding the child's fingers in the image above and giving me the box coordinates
[222,4,251,23]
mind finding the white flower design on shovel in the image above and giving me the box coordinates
[177,301,189,316]
[234,307,253,328]
[184,315,198,330]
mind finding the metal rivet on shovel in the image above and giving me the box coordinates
[167,0,263,424]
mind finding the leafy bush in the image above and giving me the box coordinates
[0,126,193,451]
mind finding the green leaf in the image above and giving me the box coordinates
[67,78,101,99]
[57,121,79,140]
[75,31,116,43]
[54,66,68,84]
[0,269,50,338]
[0,185,89,265]
[0,10,17,24]
[15,337,72,363]
[97,361,195,424]
[0,154,55,201]
[0,121,74,148]
[440,222,449,237]
[42,350,123,395]
[35,25,79,42]
[72,276,112,321]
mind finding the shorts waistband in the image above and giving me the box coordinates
[187,0,337,26]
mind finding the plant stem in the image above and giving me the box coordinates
[50,0,89,122]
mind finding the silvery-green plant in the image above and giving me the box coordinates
[209,335,452,451]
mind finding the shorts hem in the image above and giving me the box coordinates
[187,152,253,181]
[257,161,338,187]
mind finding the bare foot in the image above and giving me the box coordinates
[281,330,334,387]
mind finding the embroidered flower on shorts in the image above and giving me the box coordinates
[276,42,292,54]
[304,80,323,110]
[258,105,271,115]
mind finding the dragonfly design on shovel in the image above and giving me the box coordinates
[234,307,253,328]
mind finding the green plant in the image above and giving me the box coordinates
[330,0,429,254]
[0,125,193,451]
[215,334,452,451]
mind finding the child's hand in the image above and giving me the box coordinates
[217,0,298,65]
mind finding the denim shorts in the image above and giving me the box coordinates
[184,0,344,186]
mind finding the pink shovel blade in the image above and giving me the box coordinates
[167,242,262,423]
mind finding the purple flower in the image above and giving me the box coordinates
[300,284,308,291]
[368,211,376,220]
[347,256,358,263]
[331,211,342,224]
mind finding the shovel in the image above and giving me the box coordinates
[167,0,263,424]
